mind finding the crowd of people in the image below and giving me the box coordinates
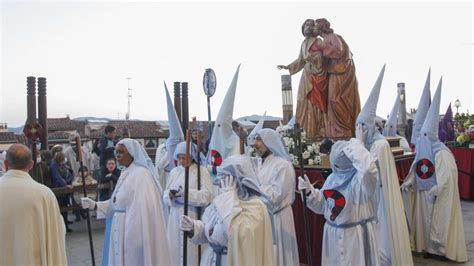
[10,126,125,232]
[0,20,469,266]
[1,106,468,265]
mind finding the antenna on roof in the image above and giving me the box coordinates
[126,77,132,120]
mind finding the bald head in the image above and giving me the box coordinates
[5,144,33,171]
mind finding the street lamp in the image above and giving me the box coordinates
[454,99,461,115]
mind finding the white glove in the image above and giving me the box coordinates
[81,197,96,209]
[355,123,368,145]
[220,175,236,193]
[298,175,314,195]
[400,180,415,192]
[179,215,194,232]
[169,186,184,199]
[175,188,184,198]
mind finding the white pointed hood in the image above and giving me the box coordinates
[412,69,431,145]
[383,91,401,137]
[207,65,241,170]
[164,81,184,171]
[356,64,386,149]
[421,77,442,141]
[247,111,267,145]
[287,116,296,129]
[414,77,448,190]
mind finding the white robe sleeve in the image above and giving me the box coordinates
[163,168,178,208]
[176,165,213,207]
[96,200,110,219]
[259,161,295,210]
[190,220,208,245]
[306,189,326,214]
[344,139,378,195]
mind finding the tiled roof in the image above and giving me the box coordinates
[0,132,29,145]
[47,117,77,131]
[0,132,17,142]
[48,131,71,140]
[16,134,28,145]
[90,120,166,139]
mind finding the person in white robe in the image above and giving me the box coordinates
[402,69,431,241]
[0,144,67,265]
[253,128,299,266]
[179,154,275,266]
[155,142,170,189]
[401,78,467,262]
[164,141,213,266]
[81,138,171,266]
[298,129,380,265]
[64,134,92,177]
[383,92,412,152]
[356,65,413,265]
[0,150,6,177]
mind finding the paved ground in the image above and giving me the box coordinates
[67,201,474,266]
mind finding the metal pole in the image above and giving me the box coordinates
[196,130,202,264]
[75,136,96,266]
[207,96,212,140]
[182,130,191,266]
[294,123,313,266]
[126,77,132,120]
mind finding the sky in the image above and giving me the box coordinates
[1,1,473,128]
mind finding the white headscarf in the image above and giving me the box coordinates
[216,154,265,200]
[117,138,163,193]
[326,141,357,190]
[247,111,266,145]
[173,141,199,163]
[256,128,290,162]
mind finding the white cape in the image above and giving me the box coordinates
[256,154,299,266]
[402,150,467,262]
[96,163,171,265]
[372,139,413,265]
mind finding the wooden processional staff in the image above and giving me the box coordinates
[74,136,96,266]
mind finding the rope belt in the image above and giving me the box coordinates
[273,204,290,215]
[210,243,227,266]
[325,217,375,266]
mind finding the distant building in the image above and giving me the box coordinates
[90,120,167,159]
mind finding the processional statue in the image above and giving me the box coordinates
[278,18,360,139]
